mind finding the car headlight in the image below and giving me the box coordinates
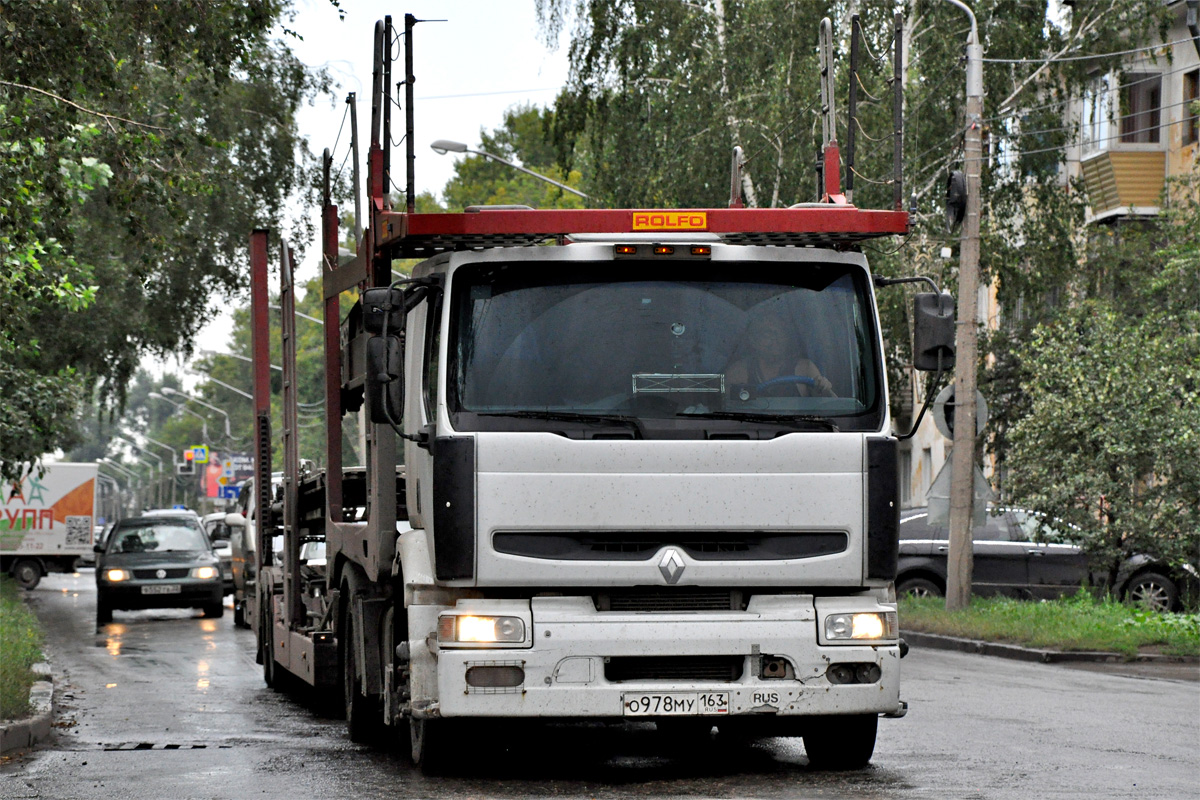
[825,611,898,641]
[103,569,132,582]
[437,614,525,644]
[191,566,220,580]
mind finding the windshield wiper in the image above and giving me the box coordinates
[478,410,643,435]
[677,410,840,432]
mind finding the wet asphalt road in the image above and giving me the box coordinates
[3,571,1198,800]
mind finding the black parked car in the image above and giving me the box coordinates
[897,507,1194,612]
[94,515,225,624]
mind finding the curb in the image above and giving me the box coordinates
[0,662,54,755]
[903,631,1200,665]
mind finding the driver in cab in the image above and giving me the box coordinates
[725,313,836,398]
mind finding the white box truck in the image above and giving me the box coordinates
[2,462,98,588]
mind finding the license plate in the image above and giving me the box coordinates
[622,692,729,716]
[141,584,181,595]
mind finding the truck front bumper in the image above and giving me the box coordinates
[417,594,903,720]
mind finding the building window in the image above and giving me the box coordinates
[1185,70,1199,146]
[1119,72,1160,144]
[1081,76,1111,154]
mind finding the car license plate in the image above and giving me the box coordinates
[622,692,729,716]
[141,584,182,595]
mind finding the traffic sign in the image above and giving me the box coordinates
[218,485,241,500]
[190,445,210,464]
[933,385,987,439]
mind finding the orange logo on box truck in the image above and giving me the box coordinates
[632,212,707,231]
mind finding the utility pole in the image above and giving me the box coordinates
[945,0,983,611]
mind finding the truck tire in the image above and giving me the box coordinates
[233,599,245,628]
[261,607,278,690]
[803,714,877,770]
[410,718,453,775]
[12,558,43,590]
[341,586,383,743]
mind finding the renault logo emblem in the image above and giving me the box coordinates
[658,549,685,585]
[155,569,167,579]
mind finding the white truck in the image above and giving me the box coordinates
[245,13,955,774]
[2,462,98,588]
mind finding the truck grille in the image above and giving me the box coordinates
[596,588,745,612]
[605,656,744,683]
[492,531,846,561]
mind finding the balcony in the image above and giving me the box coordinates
[1080,149,1165,221]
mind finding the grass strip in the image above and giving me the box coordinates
[900,590,1200,659]
[0,576,45,720]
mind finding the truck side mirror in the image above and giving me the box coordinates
[912,292,956,372]
[367,334,404,424]
[362,287,406,335]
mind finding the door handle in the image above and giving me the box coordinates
[1026,549,1044,556]
[936,545,949,552]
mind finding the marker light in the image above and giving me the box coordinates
[824,612,898,641]
[191,566,219,580]
[614,244,638,256]
[690,245,712,256]
[653,245,675,255]
[438,614,525,644]
[104,569,131,582]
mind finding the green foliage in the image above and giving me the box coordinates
[900,590,1200,658]
[0,0,329,481]
[0,576,45,720]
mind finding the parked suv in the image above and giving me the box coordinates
[94,515,224,624]
[897,507,1194,612]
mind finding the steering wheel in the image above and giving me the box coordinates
[754,375,815,392]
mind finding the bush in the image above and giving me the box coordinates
[0,576,44,720]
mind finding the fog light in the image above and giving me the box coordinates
[824,611,897,641]
[104,569,131,582]
[827,664,856,684]
[855,663,882,683]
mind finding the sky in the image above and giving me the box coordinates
[179,0,571,375]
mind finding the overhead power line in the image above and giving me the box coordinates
[982,36,1196,64]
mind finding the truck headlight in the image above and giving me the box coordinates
[825,611,897,641]
[191,566,219,580]
[103,569,132,582]
[438,614,525,644]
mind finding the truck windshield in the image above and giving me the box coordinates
[448,261,883,434]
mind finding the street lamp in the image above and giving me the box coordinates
[268,304,324,325]
[132,434,179,506]
[149,392,209,440]
[112,436,165,507]
[161,387,233,440]
[201,349,283,372]
[98,458,141,512]
[187,369,253,400]
[430,139,589,199]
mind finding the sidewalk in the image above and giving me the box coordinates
[0,663,53,755]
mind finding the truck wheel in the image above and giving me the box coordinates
[12,559,43,590]
[233,600,245,628]
[342,603,382,743]
[1125,572,1177,612]
[410,718,452,775]
[896,576,942,598]
[261,607,277,689]
[803,714,878,770]
[96,596,113,625]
